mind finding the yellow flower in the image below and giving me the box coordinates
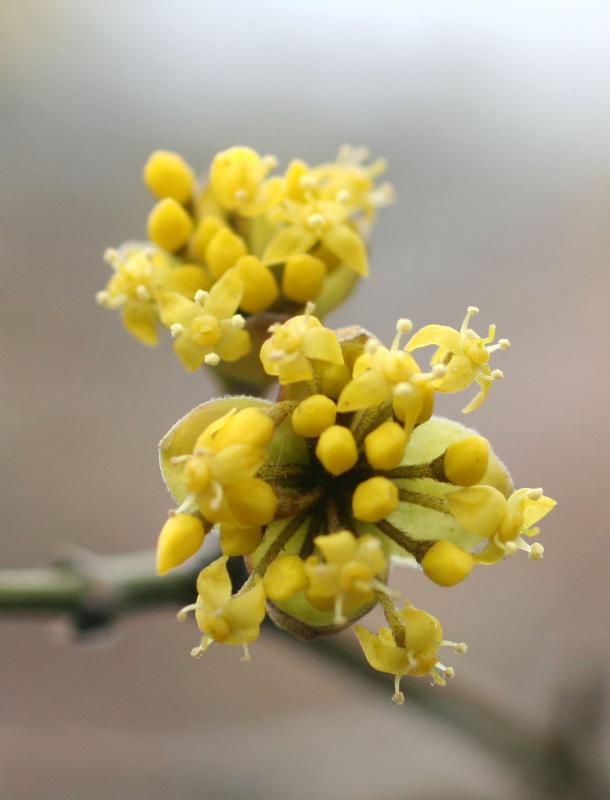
[96,245,210,345]
[259,305,344,383]
[179,557,267,661]
[166,406,277,530]
[304,531,387,623]
[355,603,467,704]
[158,269,251,371]
[407,306,511,413]
[447,485,556,562]
[209,146,282,217]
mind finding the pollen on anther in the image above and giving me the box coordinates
[194,289,209,304]
[529,542,545,560]
[336,189,351,203]
[396,318,413,335]
[103,248,120,266]
[307,213,326,229]
[230,314,245,329]
[95,290,110,306]
[491,369,504,380]
[170,323,184,338]
[467,306,480,316]
[204,352,220,366]
[498,338,511,349]
[234,189,248,202]
[136,284,150,301]
[527,488,543,500]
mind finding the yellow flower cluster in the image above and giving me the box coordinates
[97,145,392,377]
[155,312,555,703]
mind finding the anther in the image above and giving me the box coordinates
[234,189,248,202]
[392,675,405,706]
[263,154,278,170]
[230,314,245,329]
[298,174,316,189]
[527,488,543,500]
[336,189,351,203]
[498,338,511,349]
[204,352,220,366]
[529,542,544,560]
[190,646,204,659]
[307,212,326,229]
[103,248,120,267]
[491,369,504,380]
[396,318,413,335]
[170,323,184,338]
[364,338,380,354]
[194,289,209,304]
[95,290,110,306]
[467,306,480,316]
[135,284,150,301]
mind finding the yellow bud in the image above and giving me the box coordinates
[292,395,337,438]
[444,436,489,486]
[315,425,358,476]
[156,513,205,575]
[225,478,278,525]
[263,554,309,601]
[143,150,194,204]
[282,254,327,303]
[234,255,279,313]
[320,363,352,399]
[220,524,262,556]
[184,457,211,492]
[189,215,224,262]
[421,540,475,586]
[205,227,247,280]
[213,408,274,450]
[352,476,399,523]
[364,421,407,470]
[147,198,194,252]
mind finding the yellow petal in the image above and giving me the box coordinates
[215,326,251,362]
[211,444,266,485]
[122,301,158,346]
[262,226,317,264]
[314,530,357,565]
[278,354,313,384]
[157,291,197,328]
[196,557,233,611]
[407,324,463,354]
[204,268,243,319]
[321,224,368,276]
[224,478,278,526]
[354,626,408,675]
[223,577,267,633]
[173,334,206,372]
[447,485,508,538]
[161,265,211,296]
[337,370,390,412]
[302,327,343,364]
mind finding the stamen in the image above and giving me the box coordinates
[336,189,351,203]
[298,174,316,189]
[392,674,405,706]
[307,212,326,229]
[263,154,278,170]
[528,542,544,560]
[461,306,479,334]
[175,492,196,514]
[194,289,208,304]
[177,603,199,622]
[241,643,252,662]
[364,338,380,354]
[170,323,184,338]
[204,352,220,366]
[234,189,248,202]
[230,314,245,329]
[490,369,504,380]
[95,290,110,306]
[169,454,190,465]
[103,248,120,267]
[441,640,468,654]
[135,284,150,301]
[527,488,543,500]
[304,301,316,316]
[391,318,413,350]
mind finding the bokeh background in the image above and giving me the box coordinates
[1,1,609,798]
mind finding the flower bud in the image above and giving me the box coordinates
[444,436,489,486]
[143,150,194,204]
[147,198,194,252]
[315,425,358,475]
[156,513,205,575]
[421,540,475,586]
[352,476,399,523]
[292,395,337,438]
[364,420,407,470]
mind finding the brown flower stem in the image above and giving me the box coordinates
[397,489,449,513]
[374,587,406,647]
[274,487,323,519]
[381,454,446,482]
[258,463,313,487]
[375,519,431,561]
[252,511,311,577]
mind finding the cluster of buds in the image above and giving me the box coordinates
[154,307,555,703]
[96,145,393,390]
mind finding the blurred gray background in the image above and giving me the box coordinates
[1,1,609,798]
